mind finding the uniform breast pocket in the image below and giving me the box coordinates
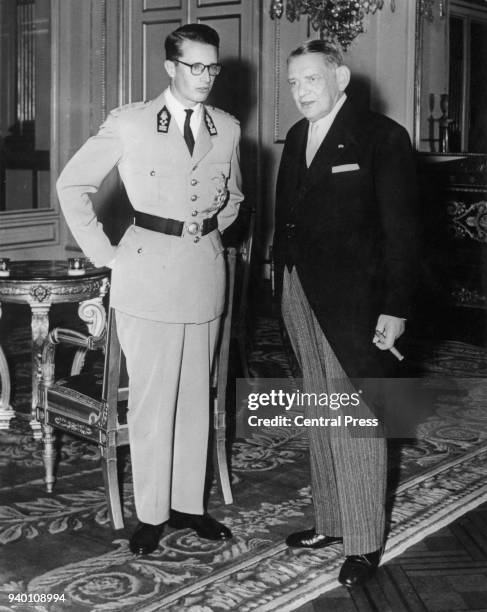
[147,169,178,203]
[209,162,231,179]
[121,163,177,205]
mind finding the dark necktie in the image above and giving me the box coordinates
[183,108,195,155]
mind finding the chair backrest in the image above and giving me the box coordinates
[235,209,255,328]
[101,309,128,433]
[214,247,237,388]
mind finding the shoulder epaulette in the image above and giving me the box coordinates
[110,100,150,116]
[206,106,240,125]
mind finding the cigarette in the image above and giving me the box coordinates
[374,329,404,361]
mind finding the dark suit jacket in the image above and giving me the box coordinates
[274,99,420,378]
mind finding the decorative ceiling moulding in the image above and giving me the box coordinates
[269,0,397,49]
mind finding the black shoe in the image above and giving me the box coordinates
[169,510,232,540]
[129,522,165,555]
[338,549,382,588]
[286,528,343,549]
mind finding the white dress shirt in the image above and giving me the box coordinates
[306,93,347,167]
[164,86,203,138]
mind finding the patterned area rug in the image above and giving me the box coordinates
[0,315,487,611]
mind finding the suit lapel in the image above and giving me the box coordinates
[192,107,215,166]
[151,92,192,163]
[152,93,216,166]
[284,120,308,210]
[169,107,192,161]
[192,118,213,165]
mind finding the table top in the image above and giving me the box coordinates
[0,260,109,282]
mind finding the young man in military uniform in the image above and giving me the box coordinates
[57,24,243,555]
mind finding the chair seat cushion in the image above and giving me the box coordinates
[47,372,127,425]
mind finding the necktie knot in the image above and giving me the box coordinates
[183,109,195,155]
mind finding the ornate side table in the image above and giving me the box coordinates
[418,153,487,310]
[0,260,109,438]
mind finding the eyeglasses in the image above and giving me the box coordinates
[175,59,222,77]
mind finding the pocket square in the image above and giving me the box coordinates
[332,163,360,173]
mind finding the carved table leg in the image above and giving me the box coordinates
[0,302,15,429]
[30,304,51,440]
[0,345,15,429]
[43,423,56,492]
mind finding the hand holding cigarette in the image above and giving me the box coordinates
[373,328,404,361]
[372,314,405,361]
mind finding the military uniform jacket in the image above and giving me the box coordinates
[57,91,243,323]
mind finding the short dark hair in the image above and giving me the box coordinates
[165,24,220,60]
[288,39,343,68]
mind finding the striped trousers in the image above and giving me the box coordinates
[282,267,386,555]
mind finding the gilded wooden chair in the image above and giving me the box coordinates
[233,209,255,378]
[37,248,237,529]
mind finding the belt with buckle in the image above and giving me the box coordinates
[134,211,217,237]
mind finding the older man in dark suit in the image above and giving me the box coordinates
[273,40,419,587]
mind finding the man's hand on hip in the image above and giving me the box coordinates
[372,314,405,351]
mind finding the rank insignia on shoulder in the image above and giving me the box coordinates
[204,110,217,136]
[207,106,239,124]
[157,106,171,133]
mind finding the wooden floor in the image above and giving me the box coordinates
[296,501,487,612]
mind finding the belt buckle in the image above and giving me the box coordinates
[184,221,201,237]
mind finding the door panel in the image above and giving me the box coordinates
[198,14,245,116]
[143,0,183,10]
[195,0,242,6]
[124,3,188,102]
[142,20,180,100]
[125,0,253,120]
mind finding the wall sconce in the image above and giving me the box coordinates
[269,0,396,49]
[419,0,446,21]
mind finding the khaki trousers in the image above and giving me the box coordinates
[115,310,220,525]
[282,267,386,555]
